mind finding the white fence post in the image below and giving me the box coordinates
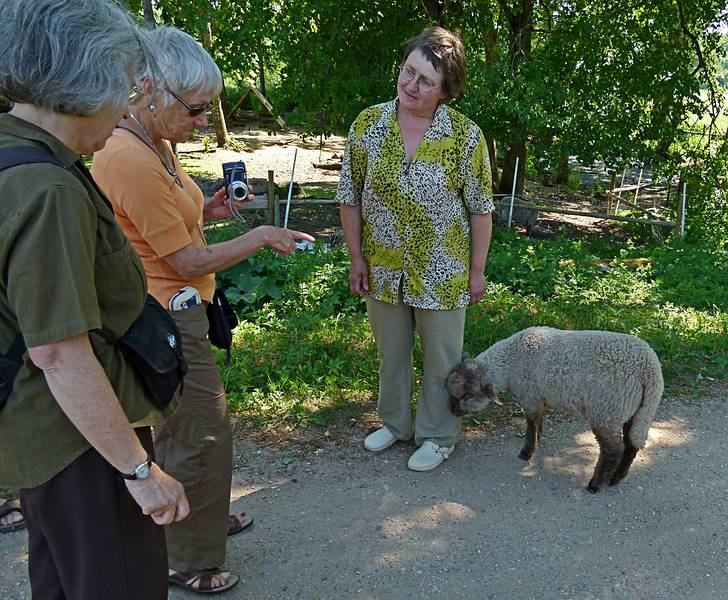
[681,181,687,239]
[507,156,520,230]
[283,148,298,229]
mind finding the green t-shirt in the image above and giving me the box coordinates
[0,114,166,488]
[336,99,494,310]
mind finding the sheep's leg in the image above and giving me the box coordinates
[587,426,624,493]
[610,421,639,486]
[518,404,545,461]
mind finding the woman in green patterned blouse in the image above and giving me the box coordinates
[338,27,494,472]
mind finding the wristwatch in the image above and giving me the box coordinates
[120,454,153,480]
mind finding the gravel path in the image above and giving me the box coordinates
[2,385,727,599]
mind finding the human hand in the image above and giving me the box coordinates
[468,271,486,305]
[204,184,255,221]
[258,226,315,255]
[125,464,190,525]
[348,255,369,295]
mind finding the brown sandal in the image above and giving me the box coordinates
[227,511,253,536]
[0,499,25,533]
[168,568,239,594]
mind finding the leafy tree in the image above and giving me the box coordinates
[270,0,423,137]
[129,0,727,238]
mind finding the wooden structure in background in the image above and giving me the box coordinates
[228,85,286,129]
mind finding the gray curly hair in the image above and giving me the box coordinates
[0,0,151,117]
[141,26,222,107]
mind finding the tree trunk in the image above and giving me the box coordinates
[142,0,156,29]
[499,140,527,198]
[487,138,499,190]
[258,54,267,98]
[496,0,533,196]
[202,22,229,148]
[419,0,463,26]
[555,155,569,185]
[481,25,500,190]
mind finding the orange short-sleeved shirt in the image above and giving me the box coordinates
[92,128,215,305]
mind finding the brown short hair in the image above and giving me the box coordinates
[402,27,466,100]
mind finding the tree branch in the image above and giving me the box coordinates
[674,0,720,141]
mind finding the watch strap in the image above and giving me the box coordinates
[119,454,152,480]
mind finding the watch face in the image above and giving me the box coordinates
[135,462,151,480]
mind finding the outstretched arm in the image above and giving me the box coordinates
[163,226,315,279]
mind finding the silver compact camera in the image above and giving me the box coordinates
[222,160,248,201]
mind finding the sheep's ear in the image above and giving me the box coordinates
[446,370,464,396]
[482,379,502,405]
[461,350,470,360]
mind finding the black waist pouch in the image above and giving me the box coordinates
[206,288,238,366]
[116,295,188,409]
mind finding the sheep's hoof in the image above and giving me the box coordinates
[586,480,601,493]
[518,450,533,461]
[609,473,626,486]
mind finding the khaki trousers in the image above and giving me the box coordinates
[155,304,233,572]
[365,296,465,448]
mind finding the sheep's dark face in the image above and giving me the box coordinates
[446,359,498,416]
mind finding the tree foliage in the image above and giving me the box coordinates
[129,0,727,239]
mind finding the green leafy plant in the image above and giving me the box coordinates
[200,134,214,153]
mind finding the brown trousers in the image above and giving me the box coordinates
[21,428,168,600]
[155,304,233,572]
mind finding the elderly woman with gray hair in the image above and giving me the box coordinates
[92,25,313,594]
[0,1,189,599]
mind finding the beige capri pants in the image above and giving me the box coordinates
[365,296,465,448]
[154,303,233,573]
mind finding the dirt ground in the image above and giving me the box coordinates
[2,383,727,599]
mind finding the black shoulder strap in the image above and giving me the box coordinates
[4,332,25,362]
[0,146,63,360]
[0,146,64,172]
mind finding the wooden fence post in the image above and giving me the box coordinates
[608,171,617,213]
[267,170,280,226]
[673,180,687,240]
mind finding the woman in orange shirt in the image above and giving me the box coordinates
[92,26,312,595]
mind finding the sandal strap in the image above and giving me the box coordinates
[172,567,224,591]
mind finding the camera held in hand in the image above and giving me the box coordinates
[222,160,249,201]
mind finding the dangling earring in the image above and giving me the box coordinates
[148,104,156,112]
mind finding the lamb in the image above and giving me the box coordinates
[446,327,664,493]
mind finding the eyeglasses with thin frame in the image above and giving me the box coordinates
[166,88,213,116]
[398,65,441,93]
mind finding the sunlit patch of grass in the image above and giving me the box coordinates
[297,183,337,199]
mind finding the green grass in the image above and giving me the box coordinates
[297,183,337,200]
[210,223,728,429]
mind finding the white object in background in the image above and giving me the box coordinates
[681,181,687,239]
[507,156,520,229]
[283,148,298,229]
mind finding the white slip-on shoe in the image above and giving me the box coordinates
[407,441,455,471]
[364,427,398,452]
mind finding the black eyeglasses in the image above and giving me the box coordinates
[166,88,213,116]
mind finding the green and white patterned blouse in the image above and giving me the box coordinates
[337,99,494,310]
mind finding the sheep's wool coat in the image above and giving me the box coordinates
[476,327,663,448]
